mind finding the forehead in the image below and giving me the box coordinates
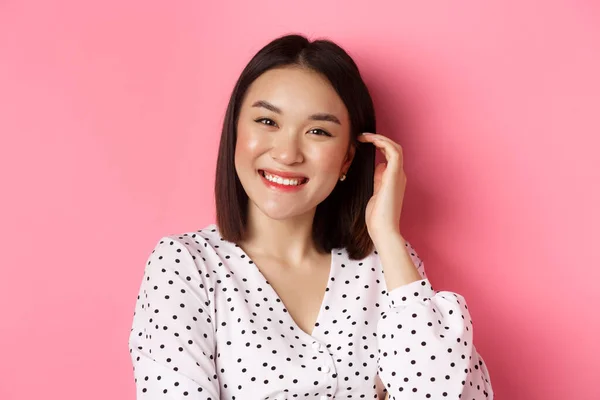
[243,67,349,120]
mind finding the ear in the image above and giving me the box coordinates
[342,141,356,172]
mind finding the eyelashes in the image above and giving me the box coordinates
[255,117,277,127]
[254,118,332,137]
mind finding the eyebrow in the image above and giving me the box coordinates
[251,100,341,125]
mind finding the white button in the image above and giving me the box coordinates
[311,341,320,350]
[322,365,330,373]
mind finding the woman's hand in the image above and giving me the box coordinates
[356,132,407,244]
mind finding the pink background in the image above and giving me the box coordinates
[1,1,599,399]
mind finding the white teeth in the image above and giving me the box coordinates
[261,171,305,186]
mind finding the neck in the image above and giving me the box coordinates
[239,204,323,266]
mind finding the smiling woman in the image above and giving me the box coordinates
[128,34,494,400]
[213,35,378,261]
[233,65,358,230]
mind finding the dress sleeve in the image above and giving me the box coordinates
[376,241,494,400]
[128,237,220,399]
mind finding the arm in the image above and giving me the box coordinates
[376,239,494,400]
[128,237,220,399]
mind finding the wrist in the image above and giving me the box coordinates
[371,230,405,248]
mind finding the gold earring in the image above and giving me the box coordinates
[339,173,346,181]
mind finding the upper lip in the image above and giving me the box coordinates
[260,168,308,180]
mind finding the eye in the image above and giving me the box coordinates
[255,118,278,127]
[309,128,332,137]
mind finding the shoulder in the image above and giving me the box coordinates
[146,222,247,276]
[144,223,227,271]
[154,222,223,252]
[141,223,237,299]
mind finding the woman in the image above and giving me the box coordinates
[128,34,494,399]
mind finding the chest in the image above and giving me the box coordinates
[212,249,386,399]
[252,254,331,336]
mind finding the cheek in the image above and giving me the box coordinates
[235,125,263,163]
[310,147,346,172]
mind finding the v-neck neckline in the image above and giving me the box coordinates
[235,243,337,342]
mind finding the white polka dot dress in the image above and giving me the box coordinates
[128,223,494,399]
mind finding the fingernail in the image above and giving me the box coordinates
[361,132,373,135]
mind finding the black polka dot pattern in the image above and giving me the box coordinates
[128,223,494,399]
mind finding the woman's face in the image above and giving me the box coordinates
[234,66,355,222]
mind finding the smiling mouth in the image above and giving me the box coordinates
[258,170,309,185]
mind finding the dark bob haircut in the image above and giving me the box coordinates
[215,34,377,260]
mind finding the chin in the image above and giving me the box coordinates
[251,199,313,221]
[261,205,304,220]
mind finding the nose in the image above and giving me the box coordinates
[270,130,303,164]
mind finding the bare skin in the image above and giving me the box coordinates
[238,246,331,336]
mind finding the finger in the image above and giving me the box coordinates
[358,133,403,152]
[357,133,404,170]
[366,136,403,169]
[373,161,386,194]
